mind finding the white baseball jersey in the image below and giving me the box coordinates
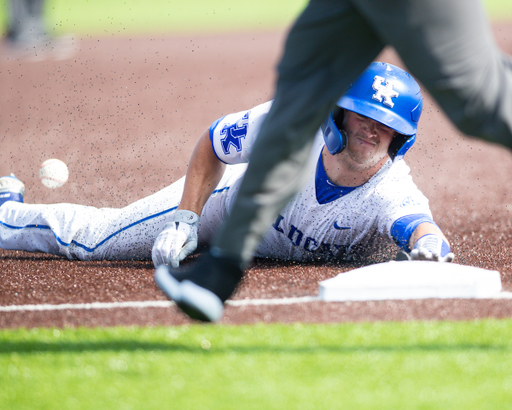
[0,101,433,262]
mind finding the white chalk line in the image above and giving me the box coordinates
[490,291,512,299]
[0,296,320,313]
[1,293,511,313]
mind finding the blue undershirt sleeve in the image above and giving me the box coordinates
[391,213,438,252]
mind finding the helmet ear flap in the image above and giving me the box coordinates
[321,108,347,155]
[388,134,416,161]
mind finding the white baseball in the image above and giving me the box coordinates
[39,159,69,188]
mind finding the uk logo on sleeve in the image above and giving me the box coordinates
[372,75,399,108]
[220,112,249,155]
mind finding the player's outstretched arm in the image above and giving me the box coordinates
[152,129,226,268]
[397,222,454,262]
[177,129,227,217]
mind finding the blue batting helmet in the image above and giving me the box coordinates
[321,62,423,161]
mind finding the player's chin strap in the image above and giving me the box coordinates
[396,234,455,263]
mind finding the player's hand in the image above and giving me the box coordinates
[152,210,200,268]
[396,234,454,263]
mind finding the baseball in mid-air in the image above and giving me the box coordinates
[39,159,69,189]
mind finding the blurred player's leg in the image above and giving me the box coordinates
[213,0,384,264]
[354,0,512,146]
[7,0,47,45]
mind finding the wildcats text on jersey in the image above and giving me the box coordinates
[271,213,348,259]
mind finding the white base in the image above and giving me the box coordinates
[319,261,502,301]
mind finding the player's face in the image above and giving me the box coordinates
[341,110,396,167]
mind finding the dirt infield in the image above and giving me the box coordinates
[1,24,512,328]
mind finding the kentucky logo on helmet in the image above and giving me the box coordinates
[372,75,399,108]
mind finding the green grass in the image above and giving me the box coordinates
[484,0,512,20]
[1,320,512,409]
[0,0,509,38]
[0,0,308,37]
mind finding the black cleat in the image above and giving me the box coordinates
[154,249,244,322]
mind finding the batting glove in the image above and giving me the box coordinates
[396,234,455,263]
[152,210,200,268]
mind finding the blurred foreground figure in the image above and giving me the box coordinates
[155,0,512,322]
[4,0,75,61]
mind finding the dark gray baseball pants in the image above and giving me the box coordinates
[8,0,46,43]
[213,0,512,265]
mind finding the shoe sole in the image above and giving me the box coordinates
[154,265,224,323]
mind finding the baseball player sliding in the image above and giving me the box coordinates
[0,63,452,276]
